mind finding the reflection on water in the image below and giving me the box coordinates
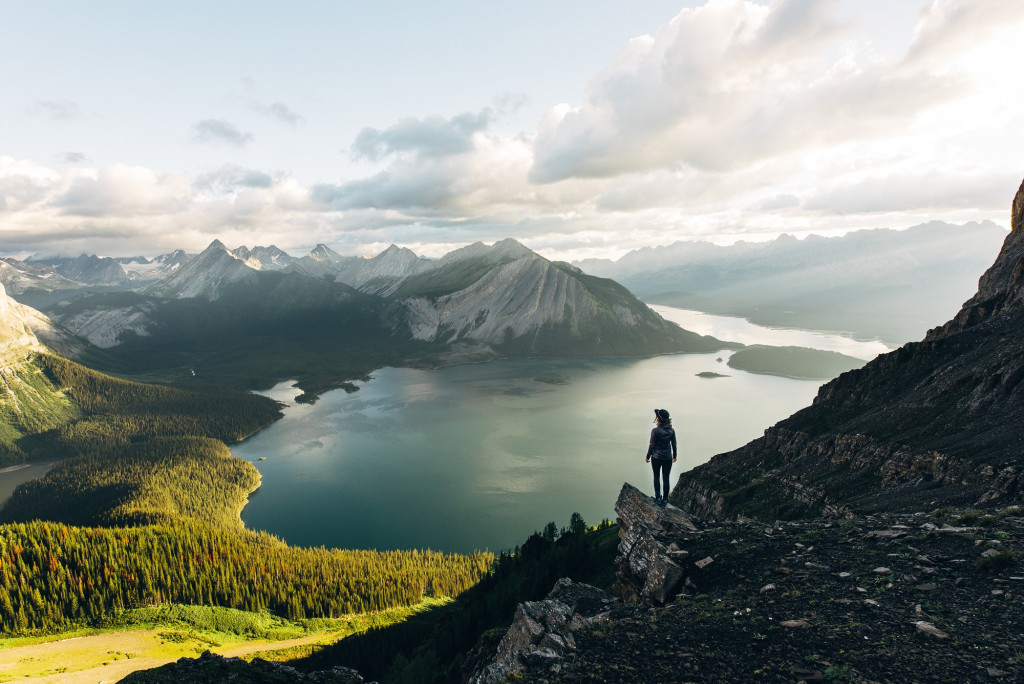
[649,305,892,360]
[238,306,885,553]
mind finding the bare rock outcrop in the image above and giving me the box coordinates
[613,482,698,604]
[469,578,623,684]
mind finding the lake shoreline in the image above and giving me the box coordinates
[0,460,62,510]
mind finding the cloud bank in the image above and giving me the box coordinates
[3,0,1024,261]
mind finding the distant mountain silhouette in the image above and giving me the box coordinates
[672,183,1024,518]
[577,221,1008,344]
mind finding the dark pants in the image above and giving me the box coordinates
[651,458,672,500]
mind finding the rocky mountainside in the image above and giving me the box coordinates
[288,243,358,279]
[577,221,1008,344]
[670,180,1024,520]
[0,285,81,462]
[231,244,296,271]
[333,244,434,296]
[42,239,724,369]
[382,239,715,356]
[0,283,45,361]
[468,483,1024,683]
[48,254,130,286]
[144,240,259,300]
[0,258,80,294]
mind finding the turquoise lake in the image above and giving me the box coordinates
[236,307,889,554]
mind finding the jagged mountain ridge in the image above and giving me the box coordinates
[48,238,718,358]
[32,238,725,401]
[671,181,1024,519]
[0,258,80,294]
[144,240,260,300]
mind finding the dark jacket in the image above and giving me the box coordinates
[647,425,677,461]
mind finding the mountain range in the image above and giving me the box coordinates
[4,238,724,402]
[576,220,1008,344]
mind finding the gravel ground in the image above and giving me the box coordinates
[521,510,1024,683]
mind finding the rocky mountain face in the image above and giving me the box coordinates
[0,283,44,362]
[0,285,81,463]
[50,254,130,286]
[387,239,712,356]
[288,243,358,279]
[43,238,722,363]
[468,483,1024,683]
[144,240,259,300]
[671,179,1024,520]
[333,244,434,296]
[231,244,295,271]
[0,258,80,294]
[577,220,1008,344]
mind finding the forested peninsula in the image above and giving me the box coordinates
[0,354,492,636]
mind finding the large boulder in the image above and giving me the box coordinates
[613,482,698,605]
[469,578,621,684]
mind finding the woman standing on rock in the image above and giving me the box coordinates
[646,408,677,506]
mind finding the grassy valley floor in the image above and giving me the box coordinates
[0,599,449,682]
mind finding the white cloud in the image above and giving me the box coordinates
[350,109,495,162]
[253,101,304,128]
[52,165,191,218]
[528,0,966,183]
[905,0,1024,68]
[806,171,1021,214]
[190,119,254,147]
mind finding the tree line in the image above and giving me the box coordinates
[0,519,493,634]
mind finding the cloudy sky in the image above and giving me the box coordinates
[2,0,1023,261]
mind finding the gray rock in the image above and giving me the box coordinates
[470,579,619,684]
[914,621,950,639]
[613,482,699,605]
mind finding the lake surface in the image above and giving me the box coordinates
[238,307,890,554]
[0,461,60,509]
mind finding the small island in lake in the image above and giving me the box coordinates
[727,345,865,380]
[696,371,729,378]
[533,375,569,385]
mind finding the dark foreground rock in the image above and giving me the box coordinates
[119,649,373,683]
[471,482,1024,683]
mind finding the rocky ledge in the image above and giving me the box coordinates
[470,482,1024,683]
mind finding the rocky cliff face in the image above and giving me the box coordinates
[672,178,1024,519]
[0,283,44,362]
